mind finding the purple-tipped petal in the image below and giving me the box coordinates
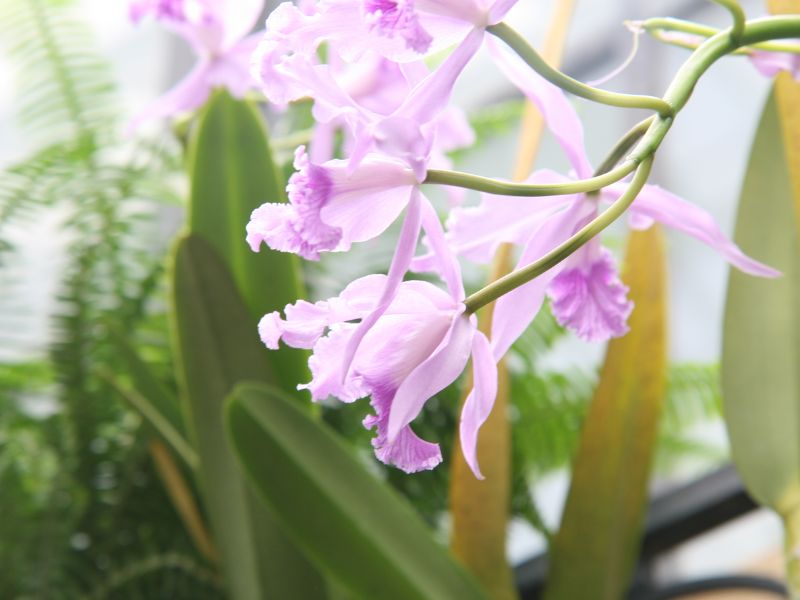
[387,312,475,442]
[548,245,633,342]
[364,382,442,473]
[487,37,593,178]
[608,183,781,277]
[491,198,592,359]
[459,331,498,480]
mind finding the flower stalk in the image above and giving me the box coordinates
[463,156,654,314]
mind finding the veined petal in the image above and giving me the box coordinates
[387,312,475,442]
[608,182,781,277]
[491,198,591,359]
[548,244,633,342]
[487,36,593,178]
[459,331,497,480]
[364,382,442,473]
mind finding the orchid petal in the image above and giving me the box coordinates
[342,189,423,380]
[395,27,484,126]
[491,198,591,359]
[387,313,475,442]
[459,331,497,480]
[419,195,465,300]
[220,0,265,49]
[487,37,593,178]
[127,62,211,133]
[608,183,781,277]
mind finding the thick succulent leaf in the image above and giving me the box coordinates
[170,233,326,600]
[226,381,487,600]
[545,226,668,600]
[187,89,307,393]
[722,90,800,566]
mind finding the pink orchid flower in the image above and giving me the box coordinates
[417,39,779,356]
[260,263,497,477]
[129,0,265,129]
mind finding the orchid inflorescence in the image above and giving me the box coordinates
[131,0,800,478]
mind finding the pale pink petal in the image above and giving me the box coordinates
[387,313,475,441]
[419,195,465,300]
[459,331,497,480]
[488,0,518,23]
[749,50,800,81]
[440,170,575,265]
[342,189,423,379]
[491,198,592,359]
[487,37,593,178]
[220,0,265,49]
[300,324,370,402]
[127,61,211,133]
[607,183,781,277]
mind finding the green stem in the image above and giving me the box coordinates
[709,0,746,42]
[640,17,800,54]
[424,161,636,197]
[486,22,675,117]
[592,116,654,179]
[463,157,654,314]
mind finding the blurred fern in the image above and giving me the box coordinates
[0,0,201,597]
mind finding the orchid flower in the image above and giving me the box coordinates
[129,0,265,129]
[418,40,779,357]
[260,261,497,478]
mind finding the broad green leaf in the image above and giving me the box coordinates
[722,91,800,588]
[225,382,487,600]
[545,227,668,600]
[187,90,307,393]
[170,234,326,600]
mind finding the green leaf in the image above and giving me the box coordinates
[722,90,800,587]
[187,90,307,393]
[545,227,668,600]
[170,233,326,600]
[225,382,487,600]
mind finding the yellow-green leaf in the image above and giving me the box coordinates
[545,226,668,600]
[721,90,800,589]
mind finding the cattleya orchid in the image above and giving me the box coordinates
[130,0,799,478]
[419,40,779,350]
[129,0,265,128]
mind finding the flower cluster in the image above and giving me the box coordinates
[132,1,784,478]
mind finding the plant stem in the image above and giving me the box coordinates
[710,0,746,41]
[424,161,637,196]
[487,22,675,117]
[463,157,654,314]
